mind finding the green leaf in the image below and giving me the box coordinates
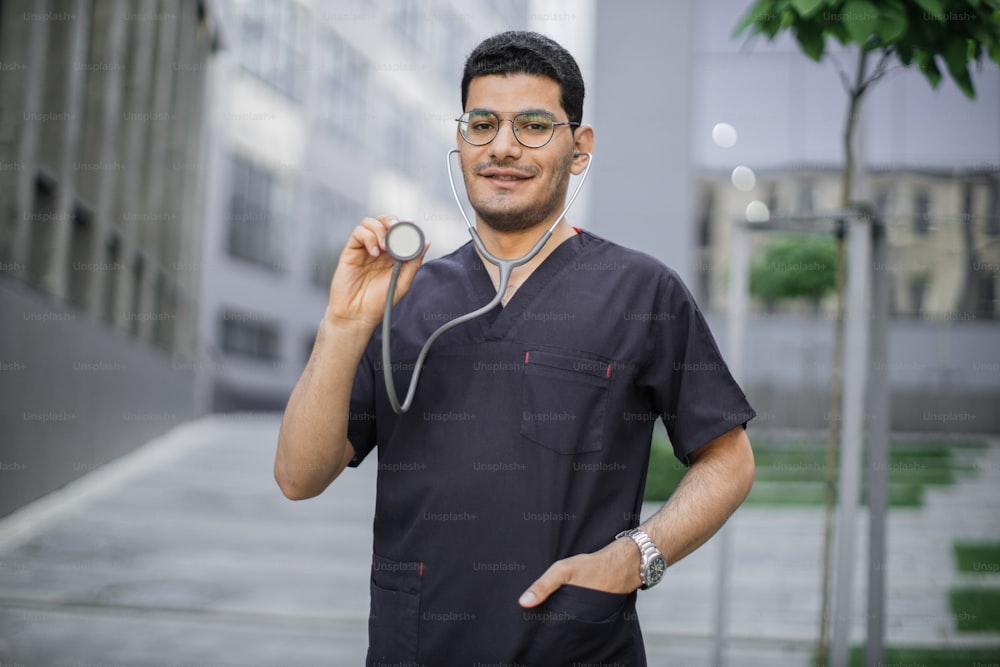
[842,0,880,44]
[943,38,971,78]
[791,0,826,18]
[877,5,908,43]
[916,51,943,87]
[991,43,1000,65]
[913,0,945,19]
[795,20,827,59]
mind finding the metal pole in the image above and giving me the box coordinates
[715,219,750,666]
[829,213,873,666]
[865,215,889,667]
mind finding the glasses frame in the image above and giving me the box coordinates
[456,111,580,149]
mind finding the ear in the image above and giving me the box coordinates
[570,125,595,176]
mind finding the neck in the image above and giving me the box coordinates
[475,219,578,303]
[475,218,576,261]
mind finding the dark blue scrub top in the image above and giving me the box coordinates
[347,230,754,666]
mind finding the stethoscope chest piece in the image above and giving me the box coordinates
[386,221,425,262]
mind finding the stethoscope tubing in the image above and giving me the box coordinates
[382,149,594,414]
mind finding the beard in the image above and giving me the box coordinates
[466,152,574,233]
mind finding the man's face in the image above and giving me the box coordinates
[458,73,588,233]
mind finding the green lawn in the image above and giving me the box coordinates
[953,541,1000,574]
[949,587,1000,632]
[643,432,986,508]
[850,646,1000,666]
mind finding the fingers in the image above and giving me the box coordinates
[350,215,397,259]
[519,560,570,608]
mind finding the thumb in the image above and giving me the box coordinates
[519,563,568,608]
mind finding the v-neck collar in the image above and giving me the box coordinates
[459,230,590,341]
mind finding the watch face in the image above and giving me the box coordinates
[646,555,667,586]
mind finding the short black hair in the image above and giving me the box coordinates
[461,31,584,126]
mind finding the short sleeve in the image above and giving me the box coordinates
[346,340,378,467]
[641,270,755,463]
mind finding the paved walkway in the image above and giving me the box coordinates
[0,415,998,666]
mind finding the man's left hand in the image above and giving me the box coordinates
[518,536,643,607]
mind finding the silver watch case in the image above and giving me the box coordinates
[616,528,667,589]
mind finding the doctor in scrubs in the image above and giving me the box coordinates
[275,31,756,667]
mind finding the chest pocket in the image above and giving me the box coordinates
[521,350,612,455]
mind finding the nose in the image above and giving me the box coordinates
[489,118,523,160]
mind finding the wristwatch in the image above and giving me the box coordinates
[616,528,667,590]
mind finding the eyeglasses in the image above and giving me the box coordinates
[456,111,579,148]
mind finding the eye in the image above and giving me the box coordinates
[516,115,553,133]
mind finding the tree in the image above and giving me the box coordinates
[749,235,838,310]
[734,2,1000,665]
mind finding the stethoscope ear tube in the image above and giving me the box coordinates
[381,257,506,414]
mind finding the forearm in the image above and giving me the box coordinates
[641,426,755,566]
[274,312,374,499]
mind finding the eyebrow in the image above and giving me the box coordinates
[467,108,556,117]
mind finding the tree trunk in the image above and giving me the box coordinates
[816,45,868,667]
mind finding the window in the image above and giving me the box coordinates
[987,183,999,238]
[219,309,281,360]
[796,179,814,214]
[316,30,368,141]
[227,154,287,270]
[912,189,931,236]
[68,202,94,310]
[239,0,307,100]
[129,254,144,335]
[874,184,893,223]
[765,182,779,218]
[972,272,996,320]
[909,274,929,318]
[27,171,58,290]
[308,188,358,288]
[102,232,121,325]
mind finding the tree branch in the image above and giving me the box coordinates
[858,48,897,95]
[827,49,854,94]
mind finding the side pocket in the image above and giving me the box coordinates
[521,350,612,455]
[524,585,636,664]
[366,554,422,667]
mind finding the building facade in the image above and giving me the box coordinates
[696,167,1000,321]
[0,0,223,517]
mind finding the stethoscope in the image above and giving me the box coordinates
[380,148,594,414]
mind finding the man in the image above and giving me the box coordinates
[275,31,755,666]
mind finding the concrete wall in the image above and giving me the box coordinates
[0,275,195,519]
[707,312,1000,433]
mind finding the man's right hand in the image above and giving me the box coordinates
[326,215,428,329]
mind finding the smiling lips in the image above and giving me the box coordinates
[478,167,534,188]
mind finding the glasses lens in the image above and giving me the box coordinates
[513,113,555,148]
[459,111,498,145]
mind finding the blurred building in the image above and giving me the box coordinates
[197,0,599,411]
[697,167,1000,320]
[0,0,223,517]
